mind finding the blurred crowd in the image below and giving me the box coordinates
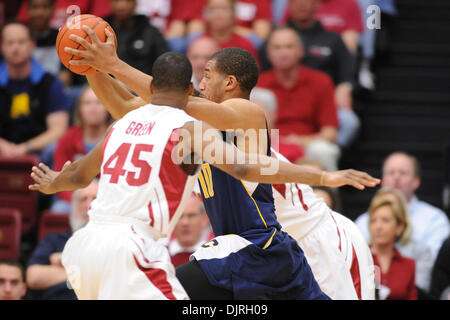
[0,0,449,301]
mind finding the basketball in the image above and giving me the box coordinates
[56,14,117,75]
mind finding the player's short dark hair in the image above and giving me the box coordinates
[152,52,193,92]
[0,20,33,43]
[0,259,26,282]
[209,47,259,94]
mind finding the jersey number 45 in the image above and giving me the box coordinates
[103,143,153,186]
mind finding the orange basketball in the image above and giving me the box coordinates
[56,14,117,75]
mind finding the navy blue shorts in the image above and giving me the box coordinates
[191,228,330,300]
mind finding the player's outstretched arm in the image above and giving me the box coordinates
[180,121,380,190]
[28,127,109,194]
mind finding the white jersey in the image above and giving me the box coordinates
[271,149,375,300]
[89,104,198,239]
[271,149,331,240]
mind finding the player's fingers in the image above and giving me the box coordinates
[105,28,115,45]
[38,162,51,174]
[28,184,40,191]
[83,25,101,44]
[69,59,90,66]
[30,172,42,184]
[69,58,90,66]
[62,160,72,170]
[349,170,380,187]
[69,34,92,50]
[31,165,45,178]
[64,47,89,58]
[347,177,365,190]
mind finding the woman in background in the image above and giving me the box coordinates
[368,187,418,300]
[51,85,112,213]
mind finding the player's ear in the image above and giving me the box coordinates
[149,81,154,94]
[225,75,238,92]
[188,82,194,96]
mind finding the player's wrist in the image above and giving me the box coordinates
[109,58,127,77]
[319,171,327,186]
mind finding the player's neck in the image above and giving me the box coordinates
[151,93,188,111]
[220,90,249,102]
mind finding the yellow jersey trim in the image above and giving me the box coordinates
[240,180,268,229]
[263,229,277,249]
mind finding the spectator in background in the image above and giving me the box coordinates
[269,0,359,148]
[430,236,450,300]
[249,87,278,131]
[0,21,69,164]
[257,27,340,171]
[27,0,60,76]
[355,152,450,260]
[315,0,364,53]
[105,0,169,76]
[233,0,273,50]
[165,0,207,52]
[52,85,111,213]
[135,0,171,33]
[197,0,259,63]
[0,259,27,300]
[17,0,91,29]
[186,36,219,90]
[369,187,434,298]
[26,181,98,300]
[168,195,213,268]
[368,189,418,300]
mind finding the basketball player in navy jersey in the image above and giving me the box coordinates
[65,26,380,299]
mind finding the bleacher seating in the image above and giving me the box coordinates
[0,208,22,260]
[0,155,40,235]
[38,210,70,241]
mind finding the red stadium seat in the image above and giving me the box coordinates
[0,208,22,260]
[0,155,39,235]
[38,210,70,241]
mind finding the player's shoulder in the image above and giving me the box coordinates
[222,98,266,116]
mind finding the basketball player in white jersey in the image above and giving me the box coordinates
[271,150,376,300]
[63,27,379,299]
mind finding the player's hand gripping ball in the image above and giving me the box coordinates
[56,14,117,75]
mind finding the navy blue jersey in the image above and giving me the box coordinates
[194,127,330,300]
[198,129,282,248]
